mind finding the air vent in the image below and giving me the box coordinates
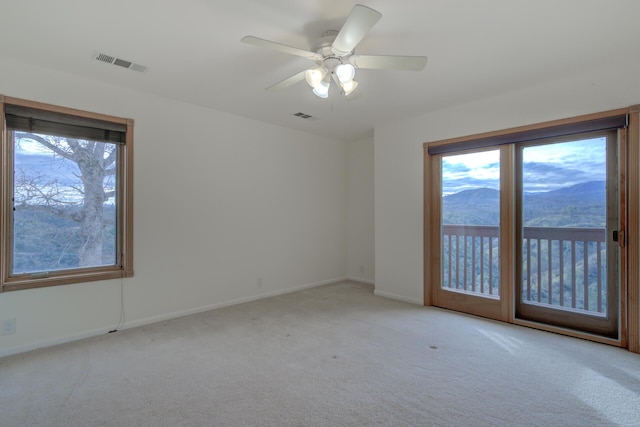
[93,52,148,73]
[293,112,313,119]
[113,58,132,68]
[95,53,116,64]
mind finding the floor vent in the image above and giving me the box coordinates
[294,112,313,119]
[93,52,148,73]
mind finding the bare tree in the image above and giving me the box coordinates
[14,133,116,267]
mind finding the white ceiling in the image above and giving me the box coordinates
[2,0,639,141]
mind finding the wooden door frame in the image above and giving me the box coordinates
[627,107,640,353]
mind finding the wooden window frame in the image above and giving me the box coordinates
[424,106,640,353]
[0,95,134,292]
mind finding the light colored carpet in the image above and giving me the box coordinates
[1,281,639,427]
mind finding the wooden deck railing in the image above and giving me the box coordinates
[442,225,500,297]
[442,225,607,314]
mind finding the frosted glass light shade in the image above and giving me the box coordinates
[341,80,358,96]
[312,80,330,98]
[335,63,355,84]
[305,67,326,88]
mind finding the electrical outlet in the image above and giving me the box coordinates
[257,277,263,288]
[2,318,16,335]
[359,265,364,274]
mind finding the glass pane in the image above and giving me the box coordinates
[12,132,117,274]
[521,138,607,315]
[441,150,500,297]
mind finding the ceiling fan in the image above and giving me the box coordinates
[241,4,427,98]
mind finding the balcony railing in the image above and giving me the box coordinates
[442,225,607,314]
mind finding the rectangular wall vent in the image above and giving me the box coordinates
[93,52,148,73]
[294,112,312,119]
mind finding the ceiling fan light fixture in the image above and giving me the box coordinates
[341,80,358,96]
[335,63,355,84]
[242,5,428,100]
[312,80,330,98]
[305,67,326,88]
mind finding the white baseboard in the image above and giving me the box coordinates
[0,276,348,358]
[0,326,115,359]
[346,276,375,285]
[123,276,348,330]
[374,289,423,306]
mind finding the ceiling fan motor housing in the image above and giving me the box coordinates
[322,57,343,73]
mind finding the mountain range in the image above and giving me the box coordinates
[442,181,606,227]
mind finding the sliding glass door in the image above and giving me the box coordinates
[427,126,625,340]
[516,131,620,337]
[430,147,512,322]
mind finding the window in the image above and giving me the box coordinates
[1,96,133,291]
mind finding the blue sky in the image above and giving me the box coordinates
[442,137,607,195]
[17,133,608,198]
[14,135,115,204]
[15,149,80,187]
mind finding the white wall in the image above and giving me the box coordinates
[0,58,348,356]
[374,58,640,312]
[346,136,375,284]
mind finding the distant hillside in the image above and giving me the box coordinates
[442,181,606,227]
[443,188,500,225]
[526,180,605,205]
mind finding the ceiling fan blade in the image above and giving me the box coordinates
[266,70,308,91]
[350,54,428,71]
[331,4,382,56]
[241,36,322,61]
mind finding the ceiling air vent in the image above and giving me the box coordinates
[93,52,148,73]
